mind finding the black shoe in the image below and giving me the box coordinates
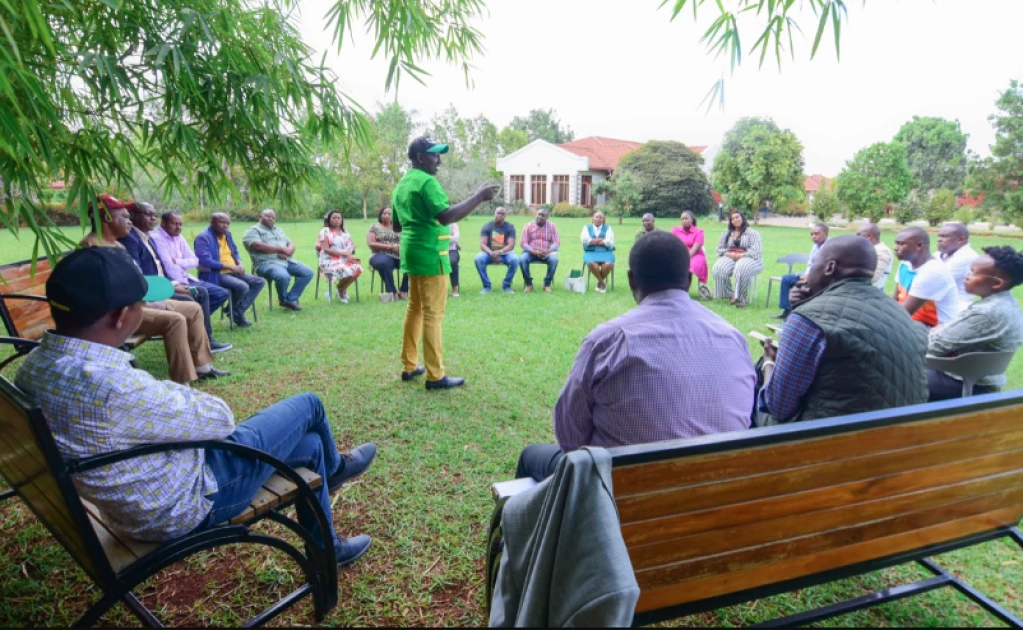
[425,376,465,390]
[280,300,302,311]
[327,443,377,493]
[197,366,232,381]
[335,534,372,568]
[401,366,426,381]
[770,310,790,320]
[232,315,252,327]
[210,341,233,353]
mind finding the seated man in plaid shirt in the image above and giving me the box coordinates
[518,207,560,293]
[515,232,755,481]
[15,248,377,567]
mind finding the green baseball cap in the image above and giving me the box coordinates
[408,136,449,159]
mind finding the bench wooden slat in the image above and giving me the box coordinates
[633,490,1023,589]
[634,507,1022,613]
[228,467,322,525]
[613,406,1023,498]
[626,470,1023,569]
[621,449,1023,548]
[616,431,1023,523]
[81,500,160,574]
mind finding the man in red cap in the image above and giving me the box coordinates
[81,195,229,384]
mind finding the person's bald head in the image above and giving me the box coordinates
[856,222,881,244]
[894,227,931,265]
[937,222,969,257]
[210,213,231,236]
[804,235,877,296]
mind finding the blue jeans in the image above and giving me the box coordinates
[203,393,343,548]
[778,273,800,310]
[474,252,520,290]
[257,260,314,304]
[190,278,230,314]
[519,252,559,288]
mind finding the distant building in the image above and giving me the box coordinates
[804,174,831,204]
[496,136,706,209]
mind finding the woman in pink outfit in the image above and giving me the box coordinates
[671,210,711,299]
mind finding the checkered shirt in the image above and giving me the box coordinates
[554,289,755,451]
[521,220,561,252]
[759,313,828,421]
[15,333,235,541]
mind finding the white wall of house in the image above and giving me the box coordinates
[496,140,590,206]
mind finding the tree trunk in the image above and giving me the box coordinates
[363,195,368,221]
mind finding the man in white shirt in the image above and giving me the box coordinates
[937,222,979,308]
[772,222,828,319]
[856,222,893,289]
[893,227,961,328]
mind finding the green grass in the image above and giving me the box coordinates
[1,216,1021,627]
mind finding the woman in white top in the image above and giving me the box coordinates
[448,222,461,297]
[581,211,616,293]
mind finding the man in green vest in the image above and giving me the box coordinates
[393,137,500,390]
[756,235,927,424]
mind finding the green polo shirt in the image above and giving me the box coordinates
[392,168,452,276]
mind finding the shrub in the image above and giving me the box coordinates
[924,189,957,227]
[894,190,924,224]
[550,202,591,218]
[778,200,808,217]
[809,187,841,221]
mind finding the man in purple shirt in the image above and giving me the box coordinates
[150,211,231,316]
[515,231,756,481]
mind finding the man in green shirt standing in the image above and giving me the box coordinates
[393,137,499,390]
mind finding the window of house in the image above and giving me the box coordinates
[552,175,570,205]
[580,175,594,208]
[510,175,525,202]
[530,175,547,206]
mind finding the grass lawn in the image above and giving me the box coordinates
[1,216,1022,627]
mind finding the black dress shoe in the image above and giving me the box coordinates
[770,310,790,320]
[232,315,252,327]
[425,376,465,390]
[197,366,232,381]
[280,301,302,311]
[327,443,377,493]
[401,366,426,381]
[335,535,372,567]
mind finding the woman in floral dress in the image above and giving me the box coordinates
[317,210,363,304]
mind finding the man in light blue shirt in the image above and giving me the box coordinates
[772,222,829,319]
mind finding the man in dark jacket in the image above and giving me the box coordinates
[120,202,230,352]
[194,213,265,327]
[756,236,928,424]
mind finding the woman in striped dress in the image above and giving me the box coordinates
[712,211,764,307]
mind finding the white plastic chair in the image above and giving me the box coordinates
[925,351,1017,397]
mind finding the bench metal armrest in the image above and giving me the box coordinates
[0,293,49,304]
[66,440,333,558]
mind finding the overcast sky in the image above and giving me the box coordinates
[296,0,1023,177]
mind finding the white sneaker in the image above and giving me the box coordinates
[339,294,350,304]
[379,293,393,303]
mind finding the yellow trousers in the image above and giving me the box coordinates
[402,274,448,381]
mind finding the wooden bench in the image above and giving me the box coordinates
[0,375,339,626]
[486,393,1023,626]
[0,256,149,370]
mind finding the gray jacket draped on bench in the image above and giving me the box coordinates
[490,447,639,627]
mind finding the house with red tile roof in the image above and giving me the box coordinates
[496,137,706,208]
[804,174,831,204]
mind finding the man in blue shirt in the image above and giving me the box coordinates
[772,223,828,319]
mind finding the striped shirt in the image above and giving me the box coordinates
[15,333,235,541]
[759,313,828,421]
[521,220,561,252]
[715,228,763,261]
[554,289,755,451]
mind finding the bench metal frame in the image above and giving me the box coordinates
[0,376,338,627]
[489,392,1023,627]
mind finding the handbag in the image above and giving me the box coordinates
[564,274,586,294]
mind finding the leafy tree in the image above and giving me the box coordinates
[0,0,484,259]
[924,189,958,227]
[497,127,529,156]
[893,116,968,192]
[835,142,914,223]
[508,109,575,144]
[711,117,806,223]
[809,185,841,221]
[967,79,1023,226]
[616,141,713,217]
[595,172,642,224]
[894,189,925,225]
[435,158,500,215]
